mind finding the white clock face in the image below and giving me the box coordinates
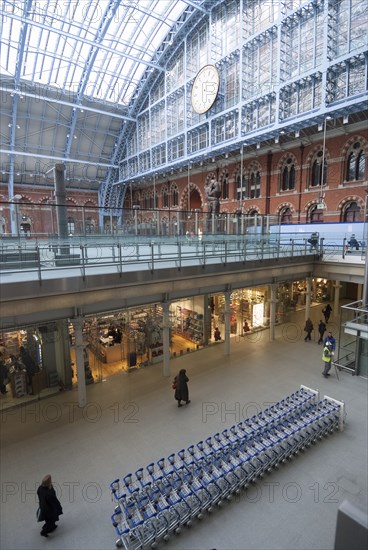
[191,65,219,114]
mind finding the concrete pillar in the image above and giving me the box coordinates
[269,284,277,342]
[312,278,317,302]
[38,321,69,389]
[225,289,231,356]
[333,280,342,317]
[72,316,86,408]
[54,163,70,255]
[305,277,312,321]
[54,164,68,237]
[357,284,363,301]
[162,301,170,377]
[203,294,211,346]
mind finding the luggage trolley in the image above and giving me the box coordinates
[137,494,170,548]
[146,486,181,536]
[256,433,279,471]
[110,386,345,548]
[193,460,224,510]
[123,473,144,497]
[175,473,204,521]
[156,476,193,528]
[205,435,223,454]
[112,508,134,550]
[185,467,213,516]
[212,453,241,498]
[228,447,257,489]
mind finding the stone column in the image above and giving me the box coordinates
[72,316,86,408]
[225,289,231,356]
[269,283,277,342]
[305,277,312,321]
[162,300,170,377]
[54,163,69,254]
[333,280,342,317]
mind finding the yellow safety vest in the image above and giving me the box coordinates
[322,346,332,362]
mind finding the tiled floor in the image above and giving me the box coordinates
[1,305,367,550]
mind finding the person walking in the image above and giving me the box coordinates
[174,369,190,407]
[37,474,63,537]
[304,318,313,341]
[19,346,39,393]
[322,303,332,324]
[317,320,327,344]
[324,331,336,352]
[322,341,333,378]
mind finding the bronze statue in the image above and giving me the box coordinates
[205,177,221,219]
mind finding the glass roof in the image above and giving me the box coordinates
[1,0,191,106]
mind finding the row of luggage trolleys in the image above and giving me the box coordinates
[110,386,345,549]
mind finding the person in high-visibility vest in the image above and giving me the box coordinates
[322,341,333,378]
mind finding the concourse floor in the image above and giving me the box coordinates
[1,306,367,550]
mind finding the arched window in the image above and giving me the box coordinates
[236,173,247,200]
[310,150,327,187]
[222,170,229,199]
[133,191,140,208]
[281,158,296,191]
[309,205,324,223]
[85,217,94,234]
[249,169,261,198]
[144,193,150,210]
[162,187,169,208]
[171,185,179,206]
[342,202,361,222]
[346,142,366,181]
[280,207,292,224]
[67,217,75,234]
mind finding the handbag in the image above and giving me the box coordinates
[36,507,44,522]
[172,378,177,390]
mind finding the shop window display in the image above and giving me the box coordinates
[81,306,165,374]
[0,329,49,401]
[174,306,204,345]
[214,288,266,336]
[278,279,331,316]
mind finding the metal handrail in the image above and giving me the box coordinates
[0,235,321,284]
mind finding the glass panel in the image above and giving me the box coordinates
[357,151,365,179]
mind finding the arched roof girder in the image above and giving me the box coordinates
[64,0,121,158]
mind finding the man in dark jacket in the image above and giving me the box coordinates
[37,474,63,537]
[318,320,327,344]
[304,318,313,341]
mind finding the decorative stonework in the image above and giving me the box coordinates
[305,144,330,166]
[340,136,368,157]
[180,182,204,210]
[243,205,260,215]
[338,195,365,211]
[277,152,298,173]
[276,202,295,215]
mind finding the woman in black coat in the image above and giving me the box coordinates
[37,474,63,537]
[174,369,190,407]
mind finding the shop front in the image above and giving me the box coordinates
[0,321,71,409]
[0,277,358,410]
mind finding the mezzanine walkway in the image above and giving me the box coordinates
[0,234,365,328]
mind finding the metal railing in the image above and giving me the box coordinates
[0,234,320,284]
